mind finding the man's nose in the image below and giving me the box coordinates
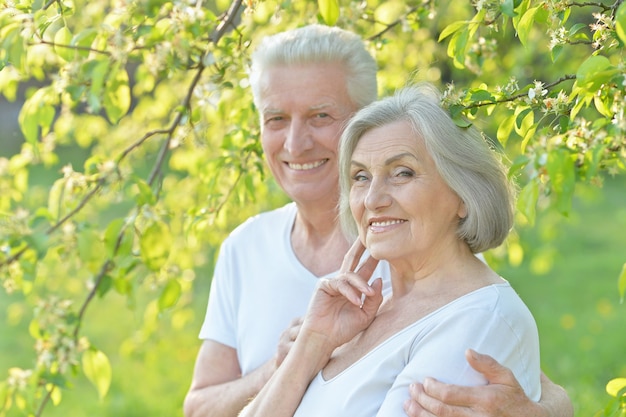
[284,119,314,156]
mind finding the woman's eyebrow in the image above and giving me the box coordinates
[384,152,419,165]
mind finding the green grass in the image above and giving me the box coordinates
[1,175,624,416]
[495,174,626,416]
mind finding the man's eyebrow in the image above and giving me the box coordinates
[262,107,282,115]
[309,103,333,111]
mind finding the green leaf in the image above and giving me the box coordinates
[54,26,74,62]
[84,58,110,113]
[103,65,130,124]
[18,88,56,145]
[501,0,516,17]
[73,28,98,59]
[616,2,626,45]
[497,114,516,147]
[607,377,626,397]
[49,384,62,405]
[515,107,533,133]
[517,179,538,225]
[23,231,49,260]
[447,28,469,69]
[158,279,181,311]
[114,277,133,296]
[77,227,104,271]
[469,89,494,102]
[508,154,530,178]
[439,21,467,41]
[139,221,171,271]
[512,0,531,30]
[569,23,587,36]
[546,149,575,216]
[520,124,537,154]
[517,6,539,47]
[133,177,157,206]
[583,143,606,180]
[618,263,626,304]
[2,23,26,71]
[317,0,339,26]
[576,55,615,91]
[29,319,41,339]
[0,382,7,410]
[104,218,133,258]
[550,44,563,62]
[96,275,113,298]
[448,104,472,128]
[82,348,112,400]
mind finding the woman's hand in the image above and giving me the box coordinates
[301,239,384,351]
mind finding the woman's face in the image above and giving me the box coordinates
[348,119,466,263]
[258,62,357,206]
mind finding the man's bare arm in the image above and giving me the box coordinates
[184,319,301,417]
[403,349,573,417]
[183,340,274,417]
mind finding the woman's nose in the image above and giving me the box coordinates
[364,177,392,210]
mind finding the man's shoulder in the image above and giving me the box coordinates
[228,202,296,241]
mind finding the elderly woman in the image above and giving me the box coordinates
[240,84,541,417]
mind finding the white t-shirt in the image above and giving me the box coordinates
[294,283,541,417]
[199,202,391,375]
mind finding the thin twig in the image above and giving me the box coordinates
[34,390,52,417]
[73,259,114,340]
[117,129,171,164]
[367,6,420,41]
[33,40,111,56]
[46,179,106,235]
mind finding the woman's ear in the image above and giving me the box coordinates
[457,199,467,219]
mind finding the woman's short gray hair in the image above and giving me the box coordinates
[338,84,516,253]
[248,24,378,110]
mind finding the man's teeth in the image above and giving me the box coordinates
[371,220,405,226]
[289,160,326,170]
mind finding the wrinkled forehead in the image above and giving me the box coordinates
[257,63,356,111]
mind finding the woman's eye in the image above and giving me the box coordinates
[351,171,369,182]
[396,168,415,178]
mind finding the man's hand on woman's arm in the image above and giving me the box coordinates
[403,349,574,417]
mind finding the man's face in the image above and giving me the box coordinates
[258,62,357,205]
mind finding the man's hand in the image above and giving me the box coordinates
[403,349,569,417]
[274,317,302,368]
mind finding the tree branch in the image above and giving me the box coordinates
[209,0,244,44]
[465,74,577,109]
[366,6,420,41]
[567,1,613,11]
